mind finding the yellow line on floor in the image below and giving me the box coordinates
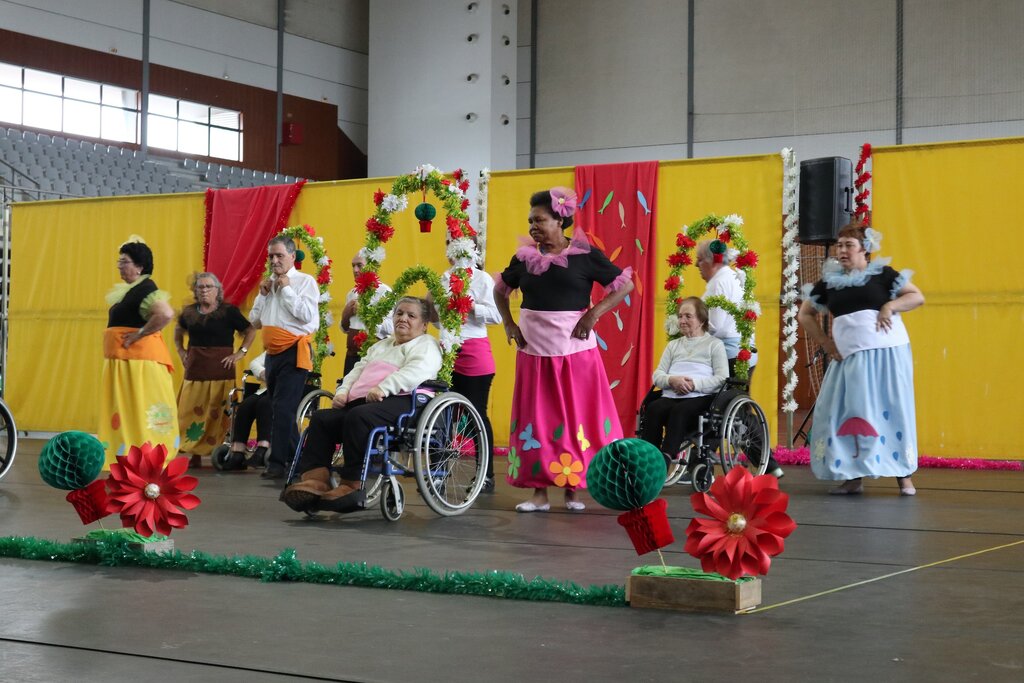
[746,538,1024,614]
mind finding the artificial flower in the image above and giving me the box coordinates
[447,294,473,320]
[382,194,407,213]
[461,198,471,211]
[360,245,386,264]
[354,271,381,294]
[316,267,332,285]
[668,253,692,267]
[319,291,332,303]
[737,348,752,361]
[351,331,368,347]
[735,250,759,269]
[449,272,466,295]
[549,187,577,218]
[452,168,463,180]
[105,443,200,537]
[549,453,584,488]
[718,230,731,243]
[366,217,395,242]
[373,188,385,206]
[744,310,758,321]
[458,179,470,193]
[684,467,796,579]
[664,275,680,291]
[676,234,696,249]
[302,224,315,236]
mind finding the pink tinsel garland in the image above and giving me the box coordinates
[772,446,1022,471]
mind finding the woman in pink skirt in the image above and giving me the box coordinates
[494,188,634,512]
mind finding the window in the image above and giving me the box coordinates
[0,61,243,161]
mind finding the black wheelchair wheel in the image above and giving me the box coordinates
[412,393,488,516]
[0,399,16,482]
[691,461,714,492]
[718,395,771,476]
[211,444,231,471]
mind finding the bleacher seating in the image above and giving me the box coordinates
[0,127,305,201]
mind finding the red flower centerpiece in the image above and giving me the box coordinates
[684,467,796,580]
[106,443,200,537]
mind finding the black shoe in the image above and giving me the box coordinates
[281,488,321,512]
[261,464,286,480]
[481,477,495,494]
[247,446,269,469]
[223,451,247,471]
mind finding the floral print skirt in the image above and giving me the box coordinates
[99,358,179,469]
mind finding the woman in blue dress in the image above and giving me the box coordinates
[798,224,925,495]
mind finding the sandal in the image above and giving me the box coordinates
[828,479,864,495]
[897,477,917,496]
[515,500,550,513]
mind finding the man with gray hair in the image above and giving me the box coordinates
[248,236,320,479]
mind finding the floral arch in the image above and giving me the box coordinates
[663,213,760,379]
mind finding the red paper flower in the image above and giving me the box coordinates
[449,273,466,295]
[719,230,731,243]
[737,348,752,362]
[440,179,451,186]
[66,480,112,525]
[460,198,471,211]
[458,179,470,193]
[668,253,692,267]
[352,331,368,347]
[447,294,474,320]
[674,297,683,305]
[105,443,200,537]
[664,275,680,291]
[354,270,381,294]
[735,251,758,269]
[463,220,477,237]
[684,467,796,579]
[676,235,696,249]
[446,215,461,236]
[317,266,332,285]
[365,217,395,242]
[744,310,758,321]
[303,224,315,236]
[373,188,385,206]
[452,168,464,180]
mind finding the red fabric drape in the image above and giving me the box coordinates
[574,162,658,435]
[203,180,306,305]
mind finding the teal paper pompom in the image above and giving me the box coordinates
[587,438,667,511]
[38,431,105,490]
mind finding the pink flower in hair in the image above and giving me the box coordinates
[549,187,577,218]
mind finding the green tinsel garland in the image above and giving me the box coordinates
[0,536,626,608]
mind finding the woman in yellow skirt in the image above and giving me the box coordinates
[174,272,255,468]
[100,237,179,469]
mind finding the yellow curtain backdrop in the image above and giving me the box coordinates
[483,156,781,448]
[873,137,1024,459]
[9,193,206,432]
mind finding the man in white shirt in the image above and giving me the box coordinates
[696,239,782,478]
[340,251,394,375]
[248,236,320,478]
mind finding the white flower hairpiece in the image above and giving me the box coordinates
[863,227,882,254]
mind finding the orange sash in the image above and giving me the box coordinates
[263,325,314,371]
[103,327,175,373]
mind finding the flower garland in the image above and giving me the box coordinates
[264,224,333,374]
[358,164,480,384]
[664,213,759,379]
[780,148,800,413]
[853,143,872,225]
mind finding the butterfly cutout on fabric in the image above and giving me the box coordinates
[519,423,541,451]
[577,424,591,452]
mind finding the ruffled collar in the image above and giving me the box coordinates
[821,257,891,289]
[105,274,151,306]
[514,228,591,275]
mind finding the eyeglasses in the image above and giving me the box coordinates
[195,284,217,290]
[117,259,133,266]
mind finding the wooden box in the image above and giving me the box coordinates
[626,573,761,613]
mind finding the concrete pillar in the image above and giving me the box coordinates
[368,0,517,187]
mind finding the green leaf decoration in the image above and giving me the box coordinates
[553,424,564,440]
[510,418,517,432]
[531,461,542,477]
[185,421,205,443]
[604,417,612,435]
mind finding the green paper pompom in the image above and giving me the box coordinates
[587,438,667,511]
[294,249,306,263]
[414,202,437,221]
[709,239,727,254]
[38,431,106,490]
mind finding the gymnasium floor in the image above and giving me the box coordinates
[1,439,1022,682]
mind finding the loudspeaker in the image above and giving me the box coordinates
[798,156,853,244]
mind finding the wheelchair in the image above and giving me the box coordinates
[210,370,266,470]
[636,378,770,492]
[287,380,490,521]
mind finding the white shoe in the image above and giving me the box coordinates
[564,500,586,512]
[515,500,550,513]
[769,467,785,478]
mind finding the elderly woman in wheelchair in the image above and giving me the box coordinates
[639,296,772,490]
[281,296,443,514]
[640,297,729,475]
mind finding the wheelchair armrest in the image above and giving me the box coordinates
[725,377,750,391]
[418,379,450,393]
